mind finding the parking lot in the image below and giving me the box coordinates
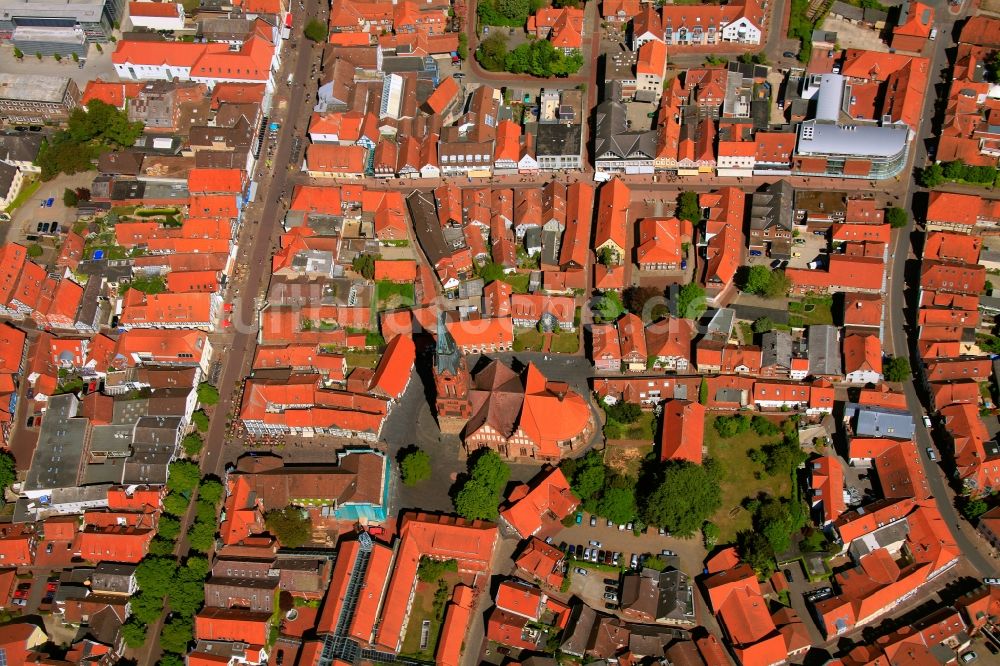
[787,229,828,269]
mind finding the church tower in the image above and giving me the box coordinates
[433,313,471,432]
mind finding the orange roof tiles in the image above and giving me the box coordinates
[195,608,271,645]
[636,40,667,77]
[306,144,367,174]
[75,527,154,563]
[496,580,544,620]
[437,585,475,666]
[660,399,705,464]
[594,178,630,254]
[445,317,513,351]
[373,260,417,283]
[128,1,182,17]
[500,467,578,540]
[926,191,981,227]
[347,542,394,644]
[811,456,846,525]
[843,333,882,377]
[120,290,215,327]
[514,538,565,588]
[635,216,690,268]
[425,76,460,116]
[188,168,244,194]
[368,334,415,400]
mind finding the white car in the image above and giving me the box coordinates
[583,548,591,560]
[589,540,602,548]
[983,578,1000,585]
[575,567,588,576]
[927,447,938,462]
[923,415,932,428]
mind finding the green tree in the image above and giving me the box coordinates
[886,207,908,229]
[26,244,43,258]
[12,47,22,59]
[677,282,706,319]
[303,18,328,42]
[641,461,722,536]
[960,495,989,521]
[192,409,209,432]
[147,537,175,556]
[883,356,911,382]
[160,618,193,655]
[0,452,16,499]
[713,414,750,438]
[752,316,773,334]
[351,253,378,279]
[738,265,789,298]
[71,52,79,62]
[476,33,509,72]
[187,519,216,553]
[597,486,637,525]
[496,0,529,20]
[182,432,204,457]
[676,191,701,225]
[158,655,186,666]
[158,516,181,541]
[918,163,944,188]
[400,449,432,486]
[604,401,641,424]
[750,415,780,437]
[199,477,224,504]
[167,579,206,617]
[197,382,219,405]
[63,188,78,207]
[594,290,624,322]
[699,377,708,405]
[572,463,606,503]
[457,33,468,60]
[122,618,147,648]
[265,507,313,548]
[167,460,200,493]
[162,492,188,517]
[453,479,499,520]
[988,51,1000,84]
[469,449,510,491]
[417,557,458,583]
[137,557,179,598]
[130,591,164,624]
[181,555,211,581]
[737,529,776,577]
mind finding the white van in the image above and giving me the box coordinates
[930,28,938,40]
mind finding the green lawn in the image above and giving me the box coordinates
[399,572,461,659]
[604,411,656,442]
[5,179,40,213]
[514,328,544,351]
[550,330,579,354]
[502,273,531,294]
[345,351,380,369]
[376,280,415,310]
[704,415,791,542]
[787,296,833,327]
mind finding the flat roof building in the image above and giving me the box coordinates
[0,73,81,124]
[0,0,125,42]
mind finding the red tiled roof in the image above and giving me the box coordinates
[660,399,705,464]
[500,467,578,539]
[495,580,543,620]
[374,260,417,283]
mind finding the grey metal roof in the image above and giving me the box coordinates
[24,394,88,494]
[796,120,910,159]
[844,403,916,440]
[761,330,793,369]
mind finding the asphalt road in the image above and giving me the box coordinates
[883,3,999,577]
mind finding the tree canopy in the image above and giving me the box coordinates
[0,452,16,500]
[160,618,193,655]
[641,460,722,536]
[167,460,200,494]
[304,18,328,42]
[676,283,706,320]
[622,285,664,317]
[886,207,908,229]
[453,450,510,520]
[197,382,219,405]
[737,265,790,299]
[265,507,313,548]
[597,486,637,525]
[476,33,583,77]
[676,192,701,225]
[883,356,911,382]
[198,477,224,504]
[400,449,432,486]
[37,100,144,180]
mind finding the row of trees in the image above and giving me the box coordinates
[123,463,226,660]
[919,159,1000,188]
[477,0,544,26]
[477,34,583,77]
[737,265,791,299]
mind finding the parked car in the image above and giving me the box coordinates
[612,552,621,566]
[11,598,26,607]
[923,415,932,427]
[605,585,618,593]
[590,550,598,562]
[927,447,938,462]
[770,259,783,269]
[589,540,602,548]
[961,652,977,663]
[783,51,795,57]
[603,592,618,601]
[575,512,582,524]
[661,549,676,557]
[575,567,588,576]
[626,522,633,531]
[984,578,1000,585]
[606,518,613,527]
[590,515,597,527]
[657,527,666,536]
[617,523,626,531]
[794,238,806,245]
[598,550,606,563]
[630,554,639,569]
[604,602,618,610]
[568,545,576,557]
[603,578,618,586]
[583,548,591,560]
[784,568,794,583]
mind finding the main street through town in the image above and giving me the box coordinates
[882,0,1000,578]
[133,1,328,661]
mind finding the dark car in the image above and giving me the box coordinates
[604,602,618,610]
[605,585,617,593]
[603,578,617,586]
[784,568,794,583]
[770,259,782,269]
[783,51,795,58]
